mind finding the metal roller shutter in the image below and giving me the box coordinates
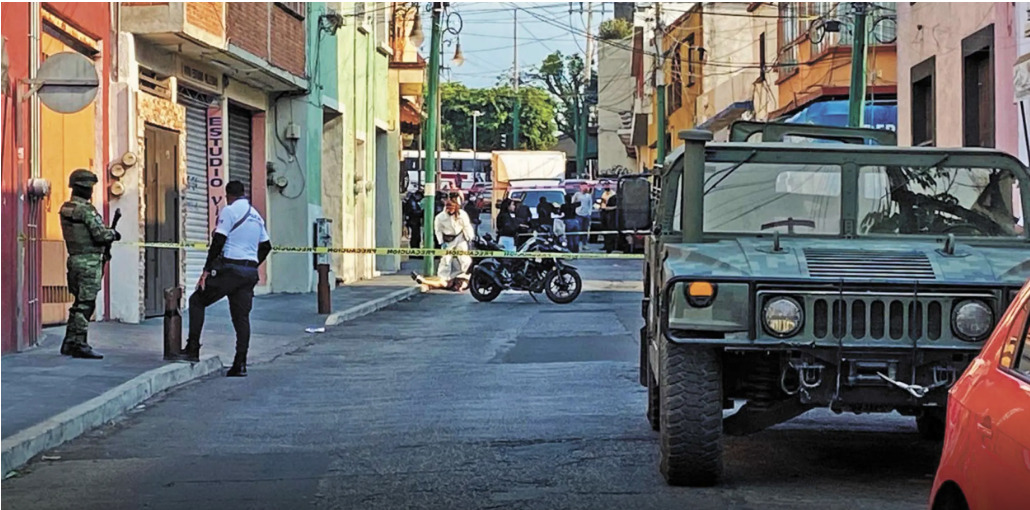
[228,106,252,196]
[179,88,214,291]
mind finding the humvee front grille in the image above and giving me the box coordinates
[803,249,936,280]
[811,297,945,341]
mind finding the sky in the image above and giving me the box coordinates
[423,2,615,89]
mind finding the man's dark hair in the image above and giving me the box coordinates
[225,180,246,198]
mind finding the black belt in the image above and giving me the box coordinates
[223,258,259,268]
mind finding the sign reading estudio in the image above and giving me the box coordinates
[207,105,226,231]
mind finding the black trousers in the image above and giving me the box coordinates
[188,265,259,358]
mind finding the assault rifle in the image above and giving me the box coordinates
[103,208,122,264]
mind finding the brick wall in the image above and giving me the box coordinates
[270,4,305,77]
[227,2,268,59]
[185,2,225,39]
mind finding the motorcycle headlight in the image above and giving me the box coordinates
[952,300,993,341]
[762,296,803,338]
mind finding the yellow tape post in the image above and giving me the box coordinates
[119,241,644,260]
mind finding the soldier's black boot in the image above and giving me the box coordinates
[178,339,201,362]
[60,342,73,356]
[70,344,104,359]
[226,354,247,377]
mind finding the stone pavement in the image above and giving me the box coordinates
[1,265,422,474]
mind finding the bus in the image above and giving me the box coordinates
[402,150,492,192]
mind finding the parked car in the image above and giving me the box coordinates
[505,186,567,224]
[929,279,1030,510]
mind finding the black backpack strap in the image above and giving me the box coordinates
[228,206,253,234]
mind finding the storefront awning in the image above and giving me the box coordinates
[697,100,753,132]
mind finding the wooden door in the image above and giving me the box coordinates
[144,124,180,317]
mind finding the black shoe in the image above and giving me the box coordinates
[69,345,104,359]
[60,343,73,356]
[177,341,201,362]
[226,363,247,377]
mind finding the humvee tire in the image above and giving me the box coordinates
[647,364,660,431]
[917,409,946,441]
[659,342,723,486]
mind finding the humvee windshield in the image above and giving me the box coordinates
[680,162,1024,237]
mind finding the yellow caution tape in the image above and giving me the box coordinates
[116,241,644,260]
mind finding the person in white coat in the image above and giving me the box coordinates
[412,196,475,291]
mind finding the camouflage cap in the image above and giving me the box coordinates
[68,169,98,188]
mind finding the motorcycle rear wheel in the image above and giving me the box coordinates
[545,268,582,304]
[470,272,502,302]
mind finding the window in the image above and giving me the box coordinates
[962,25,994,148]
[354,2,370,32]
[758,32,766,82]
[276,2,305,19]
[911,56,935,146]
[857,165,1021,237]
[374,2,390,47]
[1003,302,1030,378]
[669,41,683,113]
[703,162,843,235]
[777,3,799,76]
[686,34,697,88]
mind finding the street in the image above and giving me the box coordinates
[1,259,940,510]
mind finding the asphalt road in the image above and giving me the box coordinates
[2,259,942,510]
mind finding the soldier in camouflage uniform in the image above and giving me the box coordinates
[59,169,119,359]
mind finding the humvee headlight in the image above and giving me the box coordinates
[684,281,717,307]
[763,297,803,337]
[952,300,993,342]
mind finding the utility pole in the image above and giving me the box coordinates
[847,2,869,128]
[423,2,444,275]
[577,2,594,178]
[471,110,482,178]
[512,9,521,148]
[655,3,667,170]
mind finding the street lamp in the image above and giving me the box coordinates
[471,109,483,180]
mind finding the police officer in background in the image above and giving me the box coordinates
[178,181,272,377]
[59,169,119,359]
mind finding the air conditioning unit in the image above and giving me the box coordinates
[175,56,223,95]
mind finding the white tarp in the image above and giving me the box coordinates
[492,151,566,185]
[1015,53,1030,101]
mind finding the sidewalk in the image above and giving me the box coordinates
[1,265,422,474]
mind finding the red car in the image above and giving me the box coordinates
[929,280,1030,510]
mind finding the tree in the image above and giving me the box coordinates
[598,18,633,41]
[439,82,557,151]
[527,51,597,143]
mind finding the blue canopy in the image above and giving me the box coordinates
[783,100,897,132]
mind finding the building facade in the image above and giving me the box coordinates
[896,1,1018,152]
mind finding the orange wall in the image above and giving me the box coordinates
[776,39,897,114]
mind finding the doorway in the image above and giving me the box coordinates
[143,124,180,317]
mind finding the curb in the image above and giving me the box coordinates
[1,355,223,476]
[324,286,422,327]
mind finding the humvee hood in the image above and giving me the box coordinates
[663,237,1030,285]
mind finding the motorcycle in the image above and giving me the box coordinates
[469,231,582,304]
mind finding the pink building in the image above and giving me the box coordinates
[896,2,1018,153]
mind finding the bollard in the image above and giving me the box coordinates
[163,286,183,361]
[317,264,331,314]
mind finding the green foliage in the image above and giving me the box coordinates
[527,51,597,142]
[439,82,557,151]
[598,18,633,41]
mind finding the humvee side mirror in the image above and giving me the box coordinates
[617,176,652,232]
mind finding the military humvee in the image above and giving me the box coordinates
[617,122,1030,487]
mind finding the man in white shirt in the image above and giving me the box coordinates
[178,180,272,377]
[413,194,475,291]
[572,183,594,253]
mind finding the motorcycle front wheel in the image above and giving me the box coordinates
[470,272,502,302]
[545,268,582,304]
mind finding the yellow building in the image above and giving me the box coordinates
[644,5,703,167]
